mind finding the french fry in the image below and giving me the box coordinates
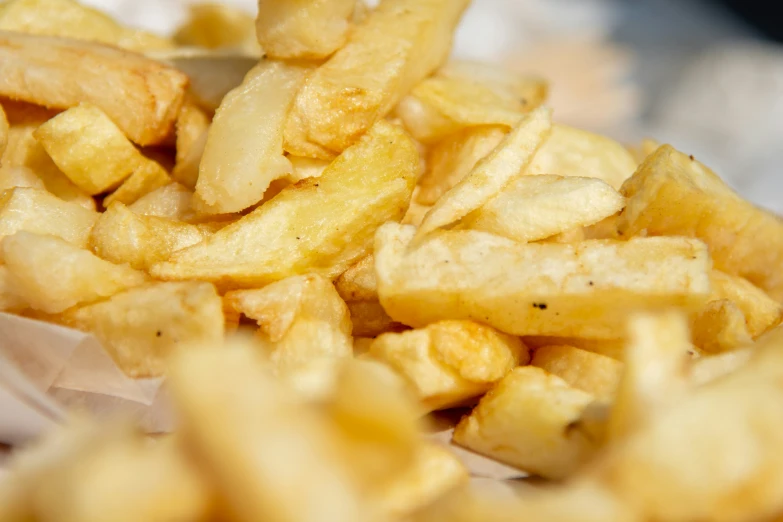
[0,187,98,247]
[288,155,330,182]
[171,130,206,190]
[346,300,404,337]
[0,103,7,157]
[690,299,753,354]
[0,165,45,192]
[103,162,171,207]
[526,124,638,189]
[152,120,418,288]
[459,175,625,243]
[368,320,527,411]
[34,104,170,196]
[376,223,711,339]
[90,202,211,271]
[127,182,194,221]
[617,145,783,301]
[416,107,552,238]
[0,265,26,312]
[2,231,148,314]
[175,2,260,54]
[256,0,357,60]
[63,281,224,378]
[335,254,377,302]
[453,366,597,479]
[532,345,623,401]
[0,31,188,146]
[0,0,173,52]
[194,61,308,214]
[174,98,210,176]
[708,270,782,338]
[284,0,470,156]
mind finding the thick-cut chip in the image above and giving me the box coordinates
[417,107,552,238]
[0,165,45,192]
[0,187,98,247]
[376,223,711,339]
[526,124,637,189]
[284,0,470,156]
[103,163,171,207]
[0,0,173,52]
[171,130,206,191]
[153,120,418,288]
[460,175,625,243]
[175,2,259,53]
[2,231,147,314]
[531,345,622,401]
[608,312,690,441]
[397,63,547,143]
[368,320,527,411]
[690,299,753,354]
[225,274,352,375]
[376,442,467,518]
[617,145,783,301]
[708,270,781,338]
[194,61,308,214]
[34,104,170,195]
[256,0,357,60]
[288,156,330,183]
[90,202,211,271]
[335,254,377,302]
[127,182,194,221]
[0,31,188,146]
[0,265,26,312]
[63,282,224,378]
[174,99,210,174]
[416,126,506,206]
[453,366,597,479]
[167,345,368,522]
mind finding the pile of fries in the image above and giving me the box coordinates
[1,0,783,520]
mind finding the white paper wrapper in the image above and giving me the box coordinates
[0,313,173,445]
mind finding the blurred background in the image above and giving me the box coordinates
[81,0,782,213]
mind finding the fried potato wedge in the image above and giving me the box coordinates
[524,336,627,361]
[335,254,377,302]
[0,0,173,52]
[153,120,418,288]
[284,0,470,155]
[0,31,188,146]
[256,0,357,60]
[526,124,637,189]
[460,175,625,243]
[2,231,147,314]
[168,345,368,522]
[532,345,623,401]
[225,274,353,375]
[376,223,711,339]
[63,282,224,378]
[397,62,547,143]
[608,311,691,440]
[127,182,194,221]
[0,187,98,247]
[194,61,308,214]
[368,320,527,412]
[453,366,597,479]
[90,202,211,271]
[175,2,259,53]
[417,107,552,237]
[708,269,781,338]
[617,145,783,301]
[34,104,170,196]
[416,125,506,206]
[103,163,171,207]
[174,98,210,174]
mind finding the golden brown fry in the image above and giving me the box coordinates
[152,120,418,288]
[63,282,224,378]
[416,125,506,206]
[127,182,194,221]
[376,223,711,339]
[0,187,98,247]
[90,202,211,271]
[256,0,357,60]
[0,103,7,158]
[532,345,622,401]
[617,144,783,301]
[524,336,627,361]
[335,254,377,302]
[690,299,753,354]
[368,320,527,411]
[284,0,470,155]
[194,61,308,214]
[708,270,782,338]
[0,31,188,146]
[2,231,148,314]
[103,162,171,207]
[0,265,26,312]
[174,98,210,174]
[346,300,403,337]
[417,107,552,238]
[175,2,259,53]
[453,366,597,479]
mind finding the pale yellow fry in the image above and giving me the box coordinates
[417,107,552,238]
[127,182,194,221]
[174,98,210,173]
[284,0,470,155]
[708,269,782,338]
[0,0,173,52]
[376,223,711,339]
[103,162,171,207]
[175,2,259,53]
[152,120,418,288]
[195,61,308,214]
[0,31,188,146]
[690,299,753,354]
[460,175,625,243]
[256,0,357,60]
[531,345,623,401]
